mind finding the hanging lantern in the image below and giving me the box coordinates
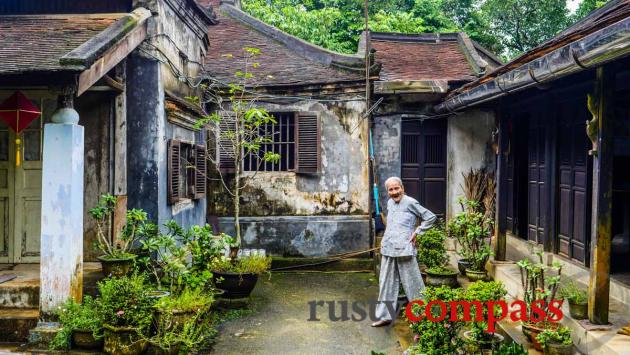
[0,91,41,166]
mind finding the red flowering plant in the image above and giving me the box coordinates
[516,251,563,331]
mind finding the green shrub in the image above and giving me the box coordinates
[559,280,587,305]
[49,296,103,350]
[416,226,448,269]
[463,281,507,342]
[407,286,465,355]
[447,198,493,271]
[425,265,457,275]
[211,255,272,275]
[536,326,572,349]
[493,341,528,355]
[96,274,155,332]
[155,288,213,312]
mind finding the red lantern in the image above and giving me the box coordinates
[0,91,42,166]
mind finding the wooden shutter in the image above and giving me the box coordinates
[168,139,181,205]
[218,115,236,173]
[296,112,320,174]
[194,144,207,199]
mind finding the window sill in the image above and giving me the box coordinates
[172,198,194,215]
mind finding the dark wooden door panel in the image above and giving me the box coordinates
[527,114,546,245]
[401,119,447,219]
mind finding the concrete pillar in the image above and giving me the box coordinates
[39,102,84,318]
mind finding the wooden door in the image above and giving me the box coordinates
[557,101,591,265]
[0,120,14,263]
[401,118,447,219]
[527,113,546,244]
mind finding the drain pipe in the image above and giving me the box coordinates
[435,16,630,113]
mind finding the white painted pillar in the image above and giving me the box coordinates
[39,104,84,318]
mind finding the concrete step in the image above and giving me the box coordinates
[0,308,39,342]
[489,259,630,355]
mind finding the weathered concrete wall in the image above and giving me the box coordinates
[218,216,369,256]
[373,114,401,213]
[208,97,370,256]
[446,109,496,219]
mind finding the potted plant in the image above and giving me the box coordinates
[49,296,103,350]
[461,281,507,352]
[517,252,563,350]
[406,285,465,355]
[559,281,588,319]
[146,312,214,355]
[417,226,459,288]
[90,194,157,277]
[211,249,271,298]
[536,326,573,355]
[97,274,154,354]
[448,198,493,281]
[154,287,213,327]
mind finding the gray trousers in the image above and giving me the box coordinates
[375,255,425,321]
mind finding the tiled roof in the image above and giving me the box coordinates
[199,2,364,87]
[0,14,123,75]
[370,32,488,83]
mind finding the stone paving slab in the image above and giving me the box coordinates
[210,272,410,355]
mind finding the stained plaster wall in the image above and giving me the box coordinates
[125,0,209,230]
[446,109,496,219]
[211,98,371,256]
[373,114,401,214]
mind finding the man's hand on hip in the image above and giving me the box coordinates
[410,232,417,245]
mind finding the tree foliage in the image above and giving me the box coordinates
[241,0,607,60]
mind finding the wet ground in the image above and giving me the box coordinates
[210,272,412,355]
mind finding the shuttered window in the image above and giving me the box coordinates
[218,111,321,174]
[296,111,320,174]
[168,139,207,204]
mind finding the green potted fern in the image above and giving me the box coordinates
[559,281,588,319]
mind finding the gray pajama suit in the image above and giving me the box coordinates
[375,194,437,321]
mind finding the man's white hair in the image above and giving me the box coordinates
[385,176,403,189]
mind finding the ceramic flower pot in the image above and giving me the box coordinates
[568,301,588,320]
[98,255,136,278]
[155,308,200,328]
[72,329,103,349]
[103,324,148,355]
[426,270,459,288]
[465,268,487,282]
[544,342,574,355]
[462,330,504,352]
[212,271,258,298]
[522,322,554,351]
[457,259,473,275]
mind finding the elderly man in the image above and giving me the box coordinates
[371,176,437,327]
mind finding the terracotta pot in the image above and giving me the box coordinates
[568,301,588,320]
[426,270,459,288]
[465,268,487,282]
[544,342,574,355]
[98,256,136,278]
[457,259,473,275]
[72,329,103,349]
[522,322,557,351]
[103,324,148,355]
[212,271,258,298]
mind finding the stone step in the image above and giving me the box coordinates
[0,308,39,343]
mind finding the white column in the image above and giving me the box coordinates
[39,106,84,318]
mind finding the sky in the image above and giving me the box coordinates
[567,0,581,13]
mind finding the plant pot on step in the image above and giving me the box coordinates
[465,268,487,282]
[568,301,588,320]
[462,330,504,352]
[147,341,182,355]
[457,259,473,275]
[155,308,200,328]
[426,269,459,288]
[98,255,136,278]
[103,324,148,355]
[212,271,259,298]
[544,342,574,355]
[72,329,103,349]
[522,322,557,351]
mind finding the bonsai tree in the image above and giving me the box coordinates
[517,251,563,328]
[447,198,493,272]
[463,281,508,346]
[90,194,155,261]
[417,226,449,271]
[196,47,281,246]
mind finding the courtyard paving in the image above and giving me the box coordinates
[210,272,412,355]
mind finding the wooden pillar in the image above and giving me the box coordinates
[544,100,558,254]
[494,109,508,261]
[588,66,614,325]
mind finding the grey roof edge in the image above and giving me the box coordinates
[220,3,366,71]
[370,31,461,43]
[185,0,218,25]
[456,32,488,76]
[60,8,151,69]
[471,40,504,67]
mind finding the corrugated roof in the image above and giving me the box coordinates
[0,14,124,75]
